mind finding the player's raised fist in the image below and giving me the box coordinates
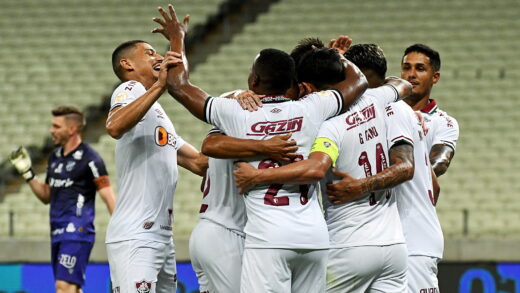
[9,146,35,182]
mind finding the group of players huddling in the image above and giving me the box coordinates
[11,3,457,293]
[103,4,460,293]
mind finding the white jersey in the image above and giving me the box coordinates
[106,80,186,244]
[314,85,405,248]
[204,90,345,249]
[420,99,459,152]
[386,101,443,258]
[198,128,247,235]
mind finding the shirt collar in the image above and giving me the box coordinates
[420,99,438,114]
[260,95,292,104]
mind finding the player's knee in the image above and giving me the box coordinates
[55,280,79,293]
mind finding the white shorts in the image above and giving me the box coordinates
[241,248,328,293]
[189,219,245,293]
[326,244,407,293]
[107,239,177,293]
[407,255,440,293]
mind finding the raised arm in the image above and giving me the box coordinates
[202,133,298,162]
[429,144,455,177]
[326,143,414,205]
[233,152,331,194]
[384,77,412,100]
[334,58,368,113]
[153,5,210,121]
[106,52,183,138]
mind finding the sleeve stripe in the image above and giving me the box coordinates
[440,140,456,150]
[203,96,214,124]
[391,135,414,145]
[385,84,400,102]
[110,103,125,111]
[330,89,344,116]
[88,161,100,178]
[207,128,224,135]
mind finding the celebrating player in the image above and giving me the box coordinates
[105,39,207,293]
[333,43,444,292]
[190,130,298,292]
[152,5,367,291]
[401,44,459,179]
[9,106,116,293]
[234,44,414,293]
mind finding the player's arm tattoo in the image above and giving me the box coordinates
[429,144,455,177]
[360,143,414,193]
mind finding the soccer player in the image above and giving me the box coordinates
[401,44,459,179]
[105,39,207,293]
[9,106,116,293]
[190,130,298,293]
[233,48,413,292]
[332,44,444,292]
[152,6,367,292]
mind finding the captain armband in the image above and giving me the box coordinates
[310,137,339,167]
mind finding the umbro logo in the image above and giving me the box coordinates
[270,108,282,113]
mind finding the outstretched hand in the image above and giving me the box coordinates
[328,35,353,56]
[152,4,190,42]
[233,161,259,194]
[326,168,364,205]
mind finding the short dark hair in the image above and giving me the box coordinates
[296,48,345,90]
[52,106,86,131]
[254,48,295,93]
[344,44,387,80]
[290,38,325,69]
[403,43,441,72]
[112,40,147,81]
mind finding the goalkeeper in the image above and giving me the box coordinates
[9,106,116,293]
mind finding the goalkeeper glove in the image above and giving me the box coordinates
[9,146,35,182]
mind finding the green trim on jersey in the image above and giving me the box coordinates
[310,137,339,167]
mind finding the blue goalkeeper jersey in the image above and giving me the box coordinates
[45,143,109,243]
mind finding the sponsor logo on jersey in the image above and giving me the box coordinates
[88,161,100,177]
[52,228,64,235]
[66,161,76,172]
[115,92,128,103]
[247,117,303,136]
[49,177,74,188]
[155,108,165,119]
[54,163,63,173]
[270,108,282,113]
[154,126,178,148]
[419,289,438,293]
[135,280,151,293]
[346,104,376,130]
[59,254,77,274]
[73,150,83,160]
[160,225,172,231]
[66,222,76,233]
[143,222,154,230]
